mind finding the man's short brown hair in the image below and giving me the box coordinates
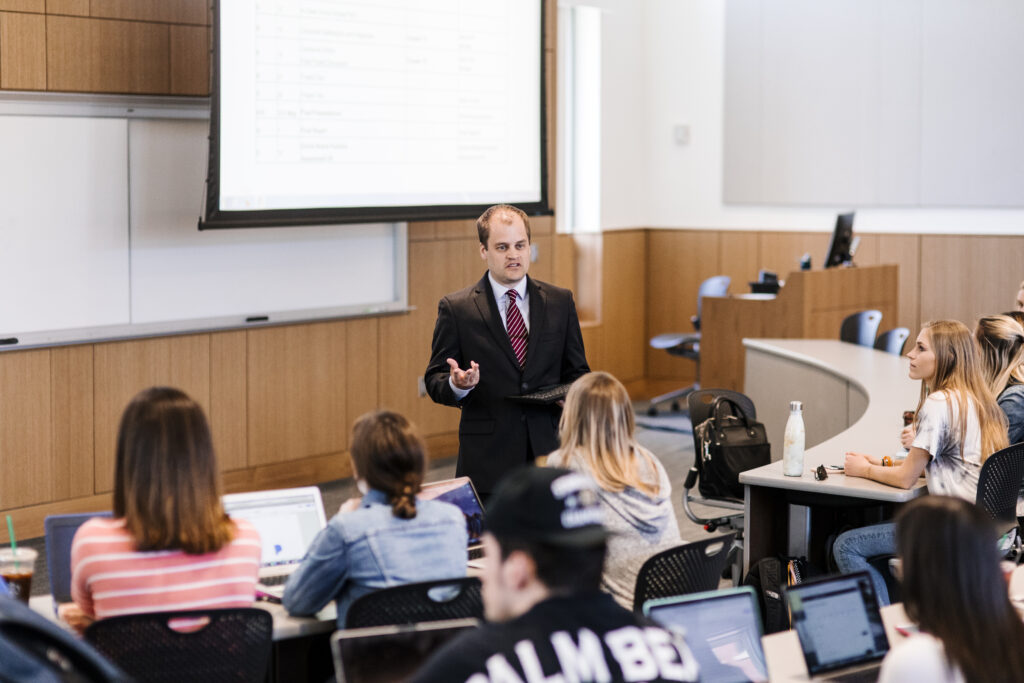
[477,204,531,247]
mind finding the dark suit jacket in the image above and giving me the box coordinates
[425,273,590,494]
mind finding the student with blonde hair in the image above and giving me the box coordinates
[546,371,681,608]
[834,320,1008,605]
[976,314,1024,444]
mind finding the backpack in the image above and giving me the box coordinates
[694,396,771,499]
[743,556,819,634]
[0,596,126,683]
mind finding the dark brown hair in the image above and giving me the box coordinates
[896,496,1024,683]
[476,204,531,247]
[350,411,426,519]
[113,387,233,554]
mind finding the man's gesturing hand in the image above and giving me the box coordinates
[447,358,480,389]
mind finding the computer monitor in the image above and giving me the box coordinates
[824,212,855,268]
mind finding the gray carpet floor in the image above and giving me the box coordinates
[23,404,726,597]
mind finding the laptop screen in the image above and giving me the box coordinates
[331,618,479,683]
[784,572,890,675]
[222,487,327,567]
[644,587,768,683]
[418,477,485,547]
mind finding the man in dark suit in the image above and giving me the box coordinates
[425,205,590,498]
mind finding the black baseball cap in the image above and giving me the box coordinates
[486,466,608,548]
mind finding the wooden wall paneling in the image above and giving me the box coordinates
[5,492,113,542]
[758,232,830,276]
[434,218,477,241]
[379,239,461,449]
[799,266,898,338]
[408,221,437,242]
[572,233,602,322]
[50,345,93,501]
[93,334,211,492]
[875,234,921,334]
[551,233,576,292]
[718,231,760,290]
[920,235,1024,325]
[89,0,208,25]
[0,0,43,12]
[599,230,646,382]
[46,0,88,16]
[47,16,169,94]
[0,349,53,510]
[169,24,209,95]
[580,324,604,378]
[246,322,347,467]
[645,230,719,381]
[345,318,378,447]
[209,330,247,472]
[0,11,46,89]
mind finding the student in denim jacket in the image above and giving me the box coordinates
[283,411,468,625]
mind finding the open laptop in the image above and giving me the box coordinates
[44,511,113,613]
[331,618,479,683]
[221,486,327,598]
[643,586,768,683]
[418,477,485,563]
[783,572,890,682]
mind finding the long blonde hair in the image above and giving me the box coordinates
[976,315,1024,393]
[917,321,1008,462]
[548,371,661,495]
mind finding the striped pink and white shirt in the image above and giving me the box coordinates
[70,516,262,620]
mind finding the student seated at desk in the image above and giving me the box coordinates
[545,371,681,609]
[61,387,262,632]
[835,321,1008,605]
[283,411,467,626]
[976,315,1024,445]
[879,496,1024,683]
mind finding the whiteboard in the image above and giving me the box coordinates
[0,103,407,349]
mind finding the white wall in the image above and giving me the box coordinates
[598,0,1024,235]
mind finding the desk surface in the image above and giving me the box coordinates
[739,339,926,503]
[28,594,336,641]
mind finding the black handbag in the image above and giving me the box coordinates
[694,396,771,499]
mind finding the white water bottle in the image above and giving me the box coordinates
[783,401,805,477]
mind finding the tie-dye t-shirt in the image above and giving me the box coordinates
[914,390,982,501]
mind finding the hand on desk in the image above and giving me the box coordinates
[843,452,875,478]
[58,602,94,634]
[447,358,480,390]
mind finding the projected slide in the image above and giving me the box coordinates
[215,0,543,219]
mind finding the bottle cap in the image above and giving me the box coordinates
[790,401,803,412]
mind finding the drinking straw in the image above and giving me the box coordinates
[5,514,17,570]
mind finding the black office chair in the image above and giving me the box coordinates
[648,275,731,415]
[345,577,483,628]
[874,327,910,356]
[839,310,882,347]
[84,607,272,683]
[632,533,737,612]
[976,443,1024,559]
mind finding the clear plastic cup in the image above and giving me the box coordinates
[0,547,38,604]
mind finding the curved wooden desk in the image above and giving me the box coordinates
[738,339,926,570]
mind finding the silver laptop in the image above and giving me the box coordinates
[784,572,890,682]
[644,586,768,683]
[222,486,327,598]
[331,618,479,683]
[418,477,485,562]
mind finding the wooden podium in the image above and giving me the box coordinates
[700,265,899,391]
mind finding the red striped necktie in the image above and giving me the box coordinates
[505,289,528,367]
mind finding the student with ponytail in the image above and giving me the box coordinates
[976,314,1024,444]
[284,411,468,625]
[833,320,1008,605]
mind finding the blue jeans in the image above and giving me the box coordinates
[831,522,896,606]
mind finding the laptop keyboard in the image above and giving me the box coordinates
[260,574,289,587]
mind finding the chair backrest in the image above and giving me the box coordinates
[873,327,910,356]
[632,533,737,612]
[687,389,757,457]
[839,309,883,347]
[345,577,483,629]
[693,276,731,329]
[0,595,126,683]
[976,443,1024,524]
[84,608,272,683]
